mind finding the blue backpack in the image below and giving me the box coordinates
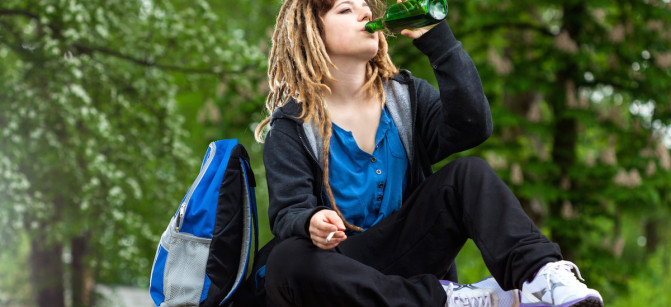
[149,139,258,307]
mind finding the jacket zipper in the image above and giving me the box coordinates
[406,75,419,190]
[297,127,326,205]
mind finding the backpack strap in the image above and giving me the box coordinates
[221,152,258,305]
[242,158,259,258]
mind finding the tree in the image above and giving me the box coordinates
[0,0,264,306]
[405,0,671,299]
[384,0,671,300]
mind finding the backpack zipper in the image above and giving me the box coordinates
[175,142,218,233]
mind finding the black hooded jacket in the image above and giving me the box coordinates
[263,21,493,240]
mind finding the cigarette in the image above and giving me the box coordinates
[325,231,336,243]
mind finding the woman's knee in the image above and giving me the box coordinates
[444,157,493,176]
[266,237,305,280]
[453,156,490,169]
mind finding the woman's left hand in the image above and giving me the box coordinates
[397,0,439,39]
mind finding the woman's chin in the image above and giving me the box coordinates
[362,48,380,62]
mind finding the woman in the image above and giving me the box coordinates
[255,0,604,306]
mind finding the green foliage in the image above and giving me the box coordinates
[0,232,31,306]
[0,0,267,298]
[455,240,492,284]
[611,246,671,307]
[433,0,671,303]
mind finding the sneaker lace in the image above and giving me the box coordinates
[541,260,587,291]
[446,283,493,307]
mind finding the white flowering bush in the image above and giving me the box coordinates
[0,0,266,304]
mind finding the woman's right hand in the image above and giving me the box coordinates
[309,209,348,250]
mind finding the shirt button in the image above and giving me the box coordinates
[378,182,383,188]
[377,195,382,201]
[376,169,382,175]
[371,157,377,162]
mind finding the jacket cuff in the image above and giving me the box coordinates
[412,21,460,65]
[300,206,330,238]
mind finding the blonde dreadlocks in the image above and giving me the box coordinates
[255,0,399,232]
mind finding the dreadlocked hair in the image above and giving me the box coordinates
[255,0,398,232]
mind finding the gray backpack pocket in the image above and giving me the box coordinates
[159,218,212,307]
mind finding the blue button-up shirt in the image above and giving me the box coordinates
[329,106,408,232]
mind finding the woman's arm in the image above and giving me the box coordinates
[412,21,493,163]
[263,120,328,240]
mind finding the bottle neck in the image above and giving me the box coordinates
[365,18,385,33]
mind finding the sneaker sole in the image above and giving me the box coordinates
[521,295,604,307]
[567,296,603,307]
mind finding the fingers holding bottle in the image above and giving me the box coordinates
[397,0,440,39]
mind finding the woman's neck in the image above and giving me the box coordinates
[324,57,370,107]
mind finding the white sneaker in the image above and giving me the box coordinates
[471,276,520,307]
[441,276,520,307]
[520,260,604,307]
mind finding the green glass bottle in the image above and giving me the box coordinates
[365,0,448,33]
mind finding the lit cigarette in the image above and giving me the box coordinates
[325,231,336,243]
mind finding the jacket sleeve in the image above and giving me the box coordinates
[263,122,327,240]
[412,21,493,163]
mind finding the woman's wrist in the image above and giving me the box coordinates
[412,20,460,62]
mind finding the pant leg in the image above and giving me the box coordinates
[265,157,562,305]
[443,157,561,289]
[341,157,561,290]
[264,236,447,307]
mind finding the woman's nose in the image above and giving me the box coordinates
[359,7,372,22]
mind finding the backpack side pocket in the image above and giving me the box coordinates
[159,218,212,306]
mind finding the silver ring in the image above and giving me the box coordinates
[325,231,335,243]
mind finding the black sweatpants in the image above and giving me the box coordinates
[265,157,562,306]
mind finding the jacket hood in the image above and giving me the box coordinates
[269,98,304,126]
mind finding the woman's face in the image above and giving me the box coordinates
[321,0,379,62]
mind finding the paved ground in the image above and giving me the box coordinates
[96,285,154,307]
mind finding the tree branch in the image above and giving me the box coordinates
[0,8,39,19]
[0,7,255,76]
[0,19,32,55]
[459,21,555,38]
[71,43,232,76]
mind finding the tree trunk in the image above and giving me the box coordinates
[503,91,546,226]
[645,219,659,254]
[549,113,577,260]
[548,75,579,261]
[29,238,65,307]
[71,234,95,307]
[546,1,586,262]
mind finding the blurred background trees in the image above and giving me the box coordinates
[1,0,670,306]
